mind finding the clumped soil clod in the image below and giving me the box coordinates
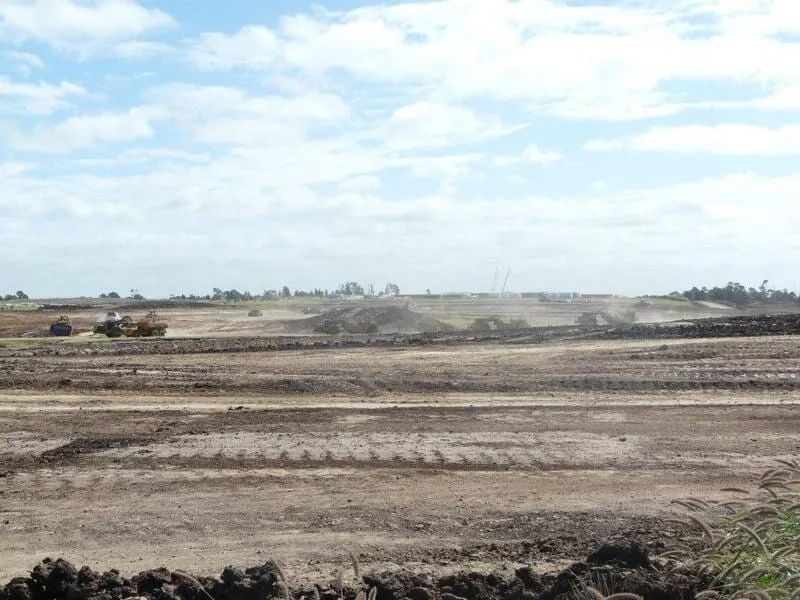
[1,543,708,600]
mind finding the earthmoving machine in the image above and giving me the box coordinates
[93,310,167,338]
[49,315,73,337]
[576,310,636,329]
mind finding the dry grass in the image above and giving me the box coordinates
[667,460,800,599]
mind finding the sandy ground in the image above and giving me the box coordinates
[2,332,800,581]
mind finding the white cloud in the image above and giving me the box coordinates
[2,50,44,74]
[4,162,799,295]
[11,106,167,152]
[0,161,36,177]
[401,154,482,182]
[585,124,800,155]
[183,0,800,120]
[753,82,800,111]
[147,83,351,146]
[113,41,174,59]
[69,147,210,168]
[380,101,515,150]
[583,138,625,152]
[522,144,563,164]
[186,26,278,70]
[0,0,176,46]
[4,1,800,295]
[149,83,349,122]
[0,0,176,59]
[339,176,382,193]
[0,76,85,115]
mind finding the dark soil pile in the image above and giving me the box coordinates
[37,304,97,311]
[2,543,707,600]
[596,313,800,340]
[285,305,451,334]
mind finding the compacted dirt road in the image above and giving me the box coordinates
[2,333,800,582]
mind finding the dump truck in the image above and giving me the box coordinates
[49,315,73,337]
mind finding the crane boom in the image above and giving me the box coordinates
[500,267,511,296]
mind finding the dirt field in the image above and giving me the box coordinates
[3,295,797,339]
[2,308,800,584]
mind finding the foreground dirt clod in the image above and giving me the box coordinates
[1,542,709,600]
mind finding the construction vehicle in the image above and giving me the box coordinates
[93,312,123,335]
[576,310,636,329]
[94,310,167,338]
[49,315,73,337]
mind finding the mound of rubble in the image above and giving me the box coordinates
[287,305,451,334]
[596,312,800,339]
[2,542,708,600]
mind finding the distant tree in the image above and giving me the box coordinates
[100,293,107,298]
[107,291,120,298]
[384,282,400,296]
[132,293,144,300]
[16,290,28,300]
[426,288,431,296]
[223,289,246,301]
[368,283,375,297]
[281,285,291,298]
[681,281,798,305]
[337,281,364,296]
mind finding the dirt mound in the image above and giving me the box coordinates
[286,305,451,334]
[37,304,97,311]
[2,545,708,600]
[595,312,800,340]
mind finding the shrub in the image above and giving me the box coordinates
[667,460,800,598]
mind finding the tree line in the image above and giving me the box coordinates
[99,289,144,300]
[2,290,29,301]
[675,281,798,304]
[167,282,402,302]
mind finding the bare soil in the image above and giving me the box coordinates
[2,309,800,584]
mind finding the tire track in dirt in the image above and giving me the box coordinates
[3,332,800,583]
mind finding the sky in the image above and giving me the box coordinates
[1,0,799,298]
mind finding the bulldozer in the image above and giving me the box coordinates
[49,315,73,337]
[94,310,167,338]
